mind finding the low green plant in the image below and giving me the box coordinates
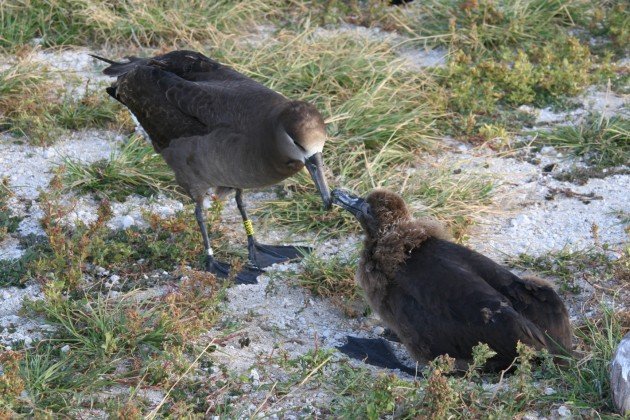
[0,60,122,145]
[29,173,111,290]
[0,179,22,243]
[534,114,630,168]
[441,36,593,115]
[584,1,629,54]
[382,0,580,55]
[509,247,615,293]
[63,134,179,201]
[1,269,224,416]
[550,303,628,412]
[0,0,278,51]
[298,252,363,316]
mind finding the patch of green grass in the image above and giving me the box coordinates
[223,30,445,152]
[0,0,279,51]
[386,0,579,55]
[0,179,22,242]
[0,269,224,416]
[582,1,629,54]
[257,158,495,240]
[31,173,232,288]
[403,166,496,240]
[0,60,122,145]
[508,247,617,293]
[550,303,628,412]
[298,252,364,317]
[441,36,593,115]
[534,113,630,168]
[63,134,179,201]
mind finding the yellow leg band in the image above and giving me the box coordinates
[243,219,255,236]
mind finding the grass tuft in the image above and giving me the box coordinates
[63,134,179,201]
[551,303,629,412]
[387,0,579,55]
[534,113,630,168]
[298,252,363,317]
[0,59,122,145]
[509,247,616,293]
[0,0,279,51]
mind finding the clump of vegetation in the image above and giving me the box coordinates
[441,36,593,115]
[0,270,223,417]
[0,0,279,51]
[298,252,363,316]
[0,60,122,145]
[388,0,578,54]
[534,114,630,168]
[551,304,629,412]
[63,134,179,201]
[509,246,617,293]
[328,341,549,418]
[0,179,22,242]
[29,173,112,290]
[0,350,25,414]
[584,1,629,53]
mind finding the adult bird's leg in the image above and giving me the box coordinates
[195,200,230,277]
[235,189,310,269]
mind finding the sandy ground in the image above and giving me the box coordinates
[0,37,628,416]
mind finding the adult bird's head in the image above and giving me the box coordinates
[332,189,411,237]
[274,101,332,209]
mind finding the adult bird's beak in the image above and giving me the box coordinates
[331,189,370,220]
[305,152,332,210]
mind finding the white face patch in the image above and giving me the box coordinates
[305,141,324,157]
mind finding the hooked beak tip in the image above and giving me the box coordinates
[305,152,332,211]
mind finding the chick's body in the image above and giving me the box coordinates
[344,190,571,371]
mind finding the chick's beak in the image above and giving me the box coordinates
[331,189,370,220]
[305,152,332,210]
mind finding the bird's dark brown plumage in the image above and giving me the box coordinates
[93,50,331,283]
[333,189,572,371]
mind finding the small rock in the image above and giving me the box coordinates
[61,345,71,353]
[373,326,385,336]
[1,291,11,300]
[119,215,135,229]
[95,266,108,276]
[249,369,260,382]
[109,274,121,284]
[557,405,571,417]
[23,337,33,346]
[544,387,556,395]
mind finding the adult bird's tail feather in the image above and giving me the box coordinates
[90,53,146,77]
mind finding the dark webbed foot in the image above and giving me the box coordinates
[250,242,312,268]
[234,265,264,285]
[337,336,419,376]
[205,255,230,278]
[204,255,266,285]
